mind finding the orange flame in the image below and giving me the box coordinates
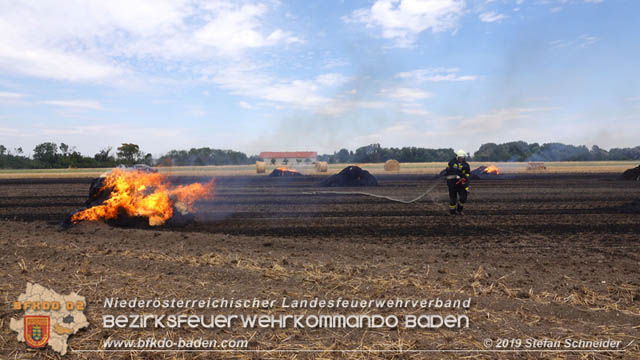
[484,164,500,174]
[71,168,214,226]
[276,166,297,173]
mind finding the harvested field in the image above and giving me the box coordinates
[1,172,639,359]
[1,161,638,178]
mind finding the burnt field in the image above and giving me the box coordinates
[1,173,639,359]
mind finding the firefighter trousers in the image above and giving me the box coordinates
[447,181,468,212]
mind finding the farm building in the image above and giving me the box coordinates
[259,151,317,166]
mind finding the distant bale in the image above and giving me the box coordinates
[256,161,266,174]
[527,162,547,171]
[622,165,640,181]
[384,159,400,172]
[269,168,302,177]
[315,161,328,172]
[320,166,378,187]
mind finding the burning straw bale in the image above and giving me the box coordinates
[269,167,302,177]
[384,159,400,172]
[315,161,328,173]
[622,165,640,181]
[470,165,501,180]
[436,164,501,180]
[256,161,266,174]
[320,166,378,187]
[62,168,214,228]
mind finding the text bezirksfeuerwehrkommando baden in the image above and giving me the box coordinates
[102,313,470,329]
[104,297,472,310]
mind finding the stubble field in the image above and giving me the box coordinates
[0,170,639,359]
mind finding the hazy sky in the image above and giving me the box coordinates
[0,0,638,157]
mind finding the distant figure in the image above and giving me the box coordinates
[443,149,471,215]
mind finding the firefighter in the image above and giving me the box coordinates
[444,149,471,215]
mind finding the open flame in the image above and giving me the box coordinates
[484,164,500,175]
[276,166,296,172]
[71,168,214,226]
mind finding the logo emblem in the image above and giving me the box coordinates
[24,316,50,348]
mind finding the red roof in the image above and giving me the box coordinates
[259,151,317,159]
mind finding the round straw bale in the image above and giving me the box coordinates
[315,161,328,172]
[384,159,400,172]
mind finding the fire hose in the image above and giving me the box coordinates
[302,179,442,204]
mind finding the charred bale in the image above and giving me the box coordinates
[622,166,640,181]
[87,177,110,206]
[320,166,378,187]
[470,166,487,180]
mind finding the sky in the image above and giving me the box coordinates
[0,0,638,157]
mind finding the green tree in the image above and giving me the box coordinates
[59,143,70,156]
[117,143,143,165]
[33,142,59,167]
[94,147,115,163]
[590,145,609,161]
[336,148,351,163]
[67,150,84,167]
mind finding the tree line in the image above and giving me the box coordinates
[1,141,639,169]
[472,141,640,161]
[0,143,257,169]
[318,144,456,163]
[320,142,640,163]
[0,143,150,169]
[157,148,260,166]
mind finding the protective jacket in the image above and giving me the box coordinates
[444,158,471,189]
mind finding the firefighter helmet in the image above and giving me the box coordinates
[456,149,467,158]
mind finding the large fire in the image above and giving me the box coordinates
[71,168,214,226]
[484,164,500,174]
